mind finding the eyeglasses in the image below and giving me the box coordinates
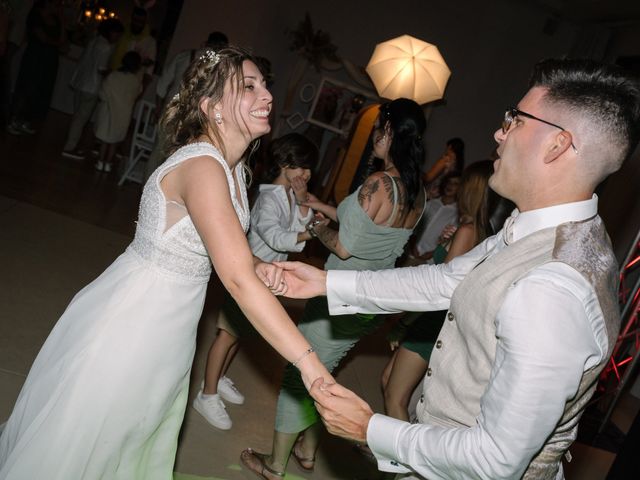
[502,107,578,154]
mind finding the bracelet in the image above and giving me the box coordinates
[292,347,314,367]
[306,218,322,238]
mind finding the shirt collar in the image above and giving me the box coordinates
[508,194,598,243]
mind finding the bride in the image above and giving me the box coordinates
[0,46,332,479]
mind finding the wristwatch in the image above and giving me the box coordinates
[306,218,323,237]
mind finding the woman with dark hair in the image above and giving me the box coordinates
[0,47,332,479]
[194,133,319,430]
[7,0,65,135]
[423,136,466,198]
[241,98,427,479]
[382,160,502,422]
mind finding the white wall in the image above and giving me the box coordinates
[169,0,580,165]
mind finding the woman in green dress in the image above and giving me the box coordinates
[241,98,427,478]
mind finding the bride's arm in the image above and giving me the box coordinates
[171,156,333,387]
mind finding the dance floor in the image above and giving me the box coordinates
[0,110,638,479]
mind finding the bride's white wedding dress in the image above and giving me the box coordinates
[0,143,249,479]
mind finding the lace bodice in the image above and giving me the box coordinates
[129,142,250,283]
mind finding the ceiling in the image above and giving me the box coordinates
[532,0,640,25]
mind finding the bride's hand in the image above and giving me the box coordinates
[254,261,287,295]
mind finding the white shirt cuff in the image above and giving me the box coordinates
[367,413,411,473]
[326,270,360,315]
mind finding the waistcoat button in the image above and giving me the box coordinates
[447,312,454,321]
[426,368,432,376]
[436,340,443,349]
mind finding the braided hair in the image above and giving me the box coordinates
[161,46,260,160]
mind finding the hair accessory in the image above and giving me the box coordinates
[214,111,222,124]
[199,49,221,67]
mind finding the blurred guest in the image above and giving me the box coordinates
[155,31,227,112]
[145,31,228,180]
[110,6,155,88]
[423,137,465,199]
[410,171,461,262]
[7,0,65,135]
[94,50,142,173]
[0,0,9,125]
[1,0,34,127]
[61,18,124,160]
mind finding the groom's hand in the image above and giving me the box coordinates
[273,261,327,299]
[309,378,374,443]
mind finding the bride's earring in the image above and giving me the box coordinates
[214,111,223,125]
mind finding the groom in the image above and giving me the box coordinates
[277,58,640,479]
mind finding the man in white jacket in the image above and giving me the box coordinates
[277,58,640,479]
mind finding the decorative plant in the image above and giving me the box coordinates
[286,13,339,72]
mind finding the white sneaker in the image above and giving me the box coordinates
[193,391,232,430]
[218,376,245,405]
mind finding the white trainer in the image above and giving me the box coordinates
[193,391,232,430]
[218,376,245,405]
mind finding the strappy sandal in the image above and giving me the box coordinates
[292,436,315,472]
[240,448,285,479]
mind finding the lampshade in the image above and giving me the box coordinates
[366,35,451,105]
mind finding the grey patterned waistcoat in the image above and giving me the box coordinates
[416,215,620,479]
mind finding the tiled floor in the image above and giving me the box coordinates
[1,110,638,479]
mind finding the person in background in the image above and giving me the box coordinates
[194,132,318,430]
[61,18,124,160]
[0,0,34,128]
[155,31,228,113]
[241,98,427,479]
[145,31,228,180]
[93,50,142,173]
[110,6,156,89]
[0,0,10,126]
[7,0,65,135]
[423,137,465,199]
[409,171,461,263]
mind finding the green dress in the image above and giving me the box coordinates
[275,177,419,433]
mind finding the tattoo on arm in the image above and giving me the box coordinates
[358,177,380,210]
[380,175,395,205]
[314,224,351,259]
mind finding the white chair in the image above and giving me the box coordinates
[118,100,158,186]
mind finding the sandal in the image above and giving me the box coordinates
[240,448,285,479]
[292,436,315,472]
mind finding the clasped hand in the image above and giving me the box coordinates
[254,261,288,295]
[309,378,374,444]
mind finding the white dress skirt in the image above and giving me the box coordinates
[0,142,250,479]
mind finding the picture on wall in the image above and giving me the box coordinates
[307,77,379,136]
